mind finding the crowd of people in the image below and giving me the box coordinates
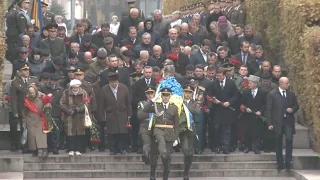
[3,0,300,179]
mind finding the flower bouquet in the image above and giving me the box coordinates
[185,40,192,46]
[125,119,132,129]
[239,77,249,94]
[125,44,132,49]
[41,93,58,133]
[89,49,95,55]
[90,115,100,144]
[167,53,179,67]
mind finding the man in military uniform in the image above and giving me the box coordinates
[10,63,39,152]
[40,23,67,59]
[225,0,234,20]
[6,0,30,62]
[231,0,246,25]
[121,0,145,20]
[180,85,200,180]
[144,88,179,180]
[73,67,97,152]
[137,86,156,164]
[39,73,65,154]
[41,1,55,27]
[197,2,207,27]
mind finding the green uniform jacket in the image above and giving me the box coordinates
[40,37,67,59]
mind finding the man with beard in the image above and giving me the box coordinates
[39,73,65,154]
[118,8,143,40]
[138,19,161,45]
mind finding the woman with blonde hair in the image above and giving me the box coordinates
[22,84,48,157]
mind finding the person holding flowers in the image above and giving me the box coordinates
[60,79,89,156]
[240,75,267,154]
[22,84,48,157]
[101,72,132,155]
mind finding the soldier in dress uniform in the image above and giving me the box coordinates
[5,1,20,62]
[143,88,180,180]
[73,67,97,152]
[41,1,55,27]
[130,71,144,86]
[225,0,234,20]
[231,0,246,25]
[10,63,39,152]
[137,86,156,165]
[180,85,201,180]
[197,2,207,27]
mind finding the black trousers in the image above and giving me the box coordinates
[276,121,294,167]
[213,123,231,151]
[67,135,85,152]
[130,110,139,148]
[244,117,263,150]
[6,36,19,63]
[98,121,107,150]
[108,133,128,153]
[9,112,20,149]
[47,118,61,151]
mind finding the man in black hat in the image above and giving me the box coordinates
[67,52,80,67]
[38,72,50,88]
[143,87,179,180]
[41,1,55,27]
[12,47,29,79]
[79,34,98,58]
[40,23,66,59]
[103,37,120,57]
[39,73,65,154]
[73,67,97,152]
[121,0,145,20]
[10,63,38,152]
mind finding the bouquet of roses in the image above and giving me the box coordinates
[239,77,250,94]
[41,93,58,133]
[167,53,179,67]
[90,115,100,144]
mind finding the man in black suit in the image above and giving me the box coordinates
[233,41,259,75]
[190,39,211,65]
[244,25,262,45]
[120,26,141,49]
[241,75,267,154]
[151,45,166,68]
[99,55,131,93]
[70,23,86,45]
[265,77,299,171]
[161,28,179,54]
[118,8,143,40]
[206,68,238,154]
[139,50,158,67]
[166,41,190,76]
[132,66,157,152]
[229,24,245,55]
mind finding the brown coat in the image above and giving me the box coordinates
[22,96,47,151]
[60,88,89,136]
[102,83,132,134]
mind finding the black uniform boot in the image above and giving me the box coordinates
[183,156,192,180]
[162,157,169,180]
[150,165,157,180]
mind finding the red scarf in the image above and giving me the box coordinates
[24,97,48,132]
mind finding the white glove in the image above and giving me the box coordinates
[173,140,179,147]
[30,19,35,24]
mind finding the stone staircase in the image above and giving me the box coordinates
[23,152,292,179]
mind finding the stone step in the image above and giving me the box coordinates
[23,161,277,171]
[23,169,292,179]
[23,154,276,163]
[24,178,298,180]
[286,124,310,149]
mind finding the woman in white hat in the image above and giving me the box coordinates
[60,79,89,156]
[55,15,67,35]
[110,15,120,35]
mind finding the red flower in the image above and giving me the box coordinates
[64,41,70,46]
[206,95,213,102]
[41,94,53,104]
[203,105,209,113]
[167,54,179,61]
[229,58,241,65]
[241,79,249,89]
[155,76,163,84]
[89,49,95,55]
[240,104,245,111]
[90,138,101,144]
[89,95,94,101]
[185,40,192,46]
[83,97,90,103]
[125,44,132,49]
[125,122,132,129]
[5,95,11,102]
[28,47,32,52]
